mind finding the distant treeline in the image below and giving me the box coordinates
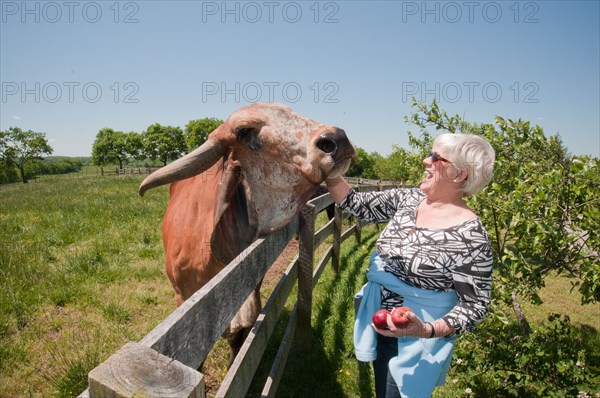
[0,157,90,184]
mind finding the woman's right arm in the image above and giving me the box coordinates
[325,176,411,223]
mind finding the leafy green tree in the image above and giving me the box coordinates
[346,147,381,179]
[184,118,223,151]
[403,99,600,333]
[92,129,144,169]
[0,127,53,183]
[142,123,186,166]
[373,145,422,185]
[35,158,84,175]
[0,163,19,184]
[124,131,144,162]
[92,129,127,169]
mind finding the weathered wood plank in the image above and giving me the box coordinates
[88,342,204,398]
[381,184,398,190]
[332,205,343,272]
[216,256,299,397]
[261,305,298,398]
[297,204,315,352]
[354,218,363,244]
[313,245,333,285]
[313,218,334,249]
[355,185,379,193]
[307,191,334,214]
[341,225,357,243]
[138,218,298,369]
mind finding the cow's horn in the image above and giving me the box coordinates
[139,138,224,196]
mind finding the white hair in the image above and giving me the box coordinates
[434,133,495,196]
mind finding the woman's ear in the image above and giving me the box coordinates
[454,168,468,183]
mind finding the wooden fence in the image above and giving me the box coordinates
[78,178,402,398]
[100,167,161,176]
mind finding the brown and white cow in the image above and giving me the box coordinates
[139,102,355,360]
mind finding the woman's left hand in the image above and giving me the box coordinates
[371,311,430,338]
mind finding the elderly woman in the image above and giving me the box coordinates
[326,133,495,398]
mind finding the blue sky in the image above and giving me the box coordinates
[1,0,599,157]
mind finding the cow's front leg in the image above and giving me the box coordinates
[222,285,261,366]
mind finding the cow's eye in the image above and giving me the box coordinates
[235,126,261,151]
[236,127,255,139]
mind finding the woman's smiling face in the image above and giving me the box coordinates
[420,146,463,200]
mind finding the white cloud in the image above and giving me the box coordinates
[538,117,544,121]
[13,115,21,120]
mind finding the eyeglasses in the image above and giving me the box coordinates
[428,151,452,164]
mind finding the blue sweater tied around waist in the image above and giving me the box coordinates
[354,253,458,398]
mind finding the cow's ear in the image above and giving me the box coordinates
[210,157,258,264]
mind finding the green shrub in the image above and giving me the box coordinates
[440,313,600,397]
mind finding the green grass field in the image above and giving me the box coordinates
[1,176,598,397]
[0,175,174,397]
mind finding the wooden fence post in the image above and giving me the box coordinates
[297,203,315,352]
[88,342,204,398]
[354,218,362,244]
[354,186,365,244]
[332,205,342,272]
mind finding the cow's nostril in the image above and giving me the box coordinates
[316,136,337,155]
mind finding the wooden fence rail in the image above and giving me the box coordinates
[100,167,161,176]
[78,179,401,398]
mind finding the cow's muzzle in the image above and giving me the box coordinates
[316,128,355,162]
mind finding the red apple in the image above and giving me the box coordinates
[372,309,389,329]
[390,306,413,328]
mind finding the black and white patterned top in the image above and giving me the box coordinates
[339,187,493,334]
